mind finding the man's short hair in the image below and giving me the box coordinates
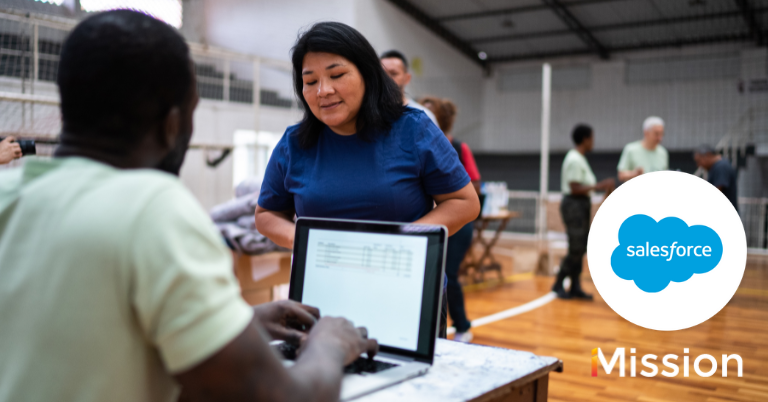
[643,116,665,131]
[572,124,593,145]
[57,10,192,147]
[380,49,408,71]
[694,144,717,156]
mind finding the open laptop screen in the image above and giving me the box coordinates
[303,228,427,351]
[290,218,446,363]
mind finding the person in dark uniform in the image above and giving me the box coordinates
[553,124,615,300]
[694,145,739,213]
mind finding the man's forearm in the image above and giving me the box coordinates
[174,319,348,402]
[618,170,634,182]
[569,182,595,196]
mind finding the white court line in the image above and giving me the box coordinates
[446,292,557,335]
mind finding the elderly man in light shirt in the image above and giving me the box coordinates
[617,116,669,182]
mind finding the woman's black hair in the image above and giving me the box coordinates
[291,22,403,148]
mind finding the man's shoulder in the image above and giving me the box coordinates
[97,166,186,197]
[53,159,193,219]
[623,140,644,152]
[125,168,183,185]
[0,167,22,192]
[116,171,199,216]
[563,149,577,163]
[3,158,182,202]
[563,149,586,168]
[54,156,181,185]
[96,169,211,247]
[712,158,734,173]
[0,167,23,209]
[567,148,586,159]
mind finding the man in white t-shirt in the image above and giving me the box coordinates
[380,49,439,126]
[0,11,376,402]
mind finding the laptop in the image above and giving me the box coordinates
[284,217,448,401]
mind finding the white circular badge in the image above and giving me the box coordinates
[588,171,746,331]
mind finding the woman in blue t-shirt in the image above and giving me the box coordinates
[255,22,479,249]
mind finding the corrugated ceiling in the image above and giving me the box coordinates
[391,0,766,65]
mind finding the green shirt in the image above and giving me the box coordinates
[0,157,253,402]
[561,149,596,195]
[617,140,669,174]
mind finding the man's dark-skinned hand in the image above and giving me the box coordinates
[253,299,320,345]
[596,178,615,192]
[568,178,615,197]
[175,301,379,402]
[300,316,379,365]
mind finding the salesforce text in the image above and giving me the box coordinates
[626,241,712,261]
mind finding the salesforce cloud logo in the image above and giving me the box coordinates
[610,214,723,293]
[589,172,746,331]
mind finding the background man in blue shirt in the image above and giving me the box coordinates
[694,145,739,213]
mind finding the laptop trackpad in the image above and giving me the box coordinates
[340,363,429,401]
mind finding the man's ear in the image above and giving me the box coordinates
[404,72,412,87]
[161,107,182,151]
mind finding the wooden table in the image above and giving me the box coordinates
[461,211,520,283]
[357,339,562,402]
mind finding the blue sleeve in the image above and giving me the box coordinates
[414,115,471,195]
[708,164,728,189]
[257,133,295,212]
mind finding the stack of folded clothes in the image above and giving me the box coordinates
[210,178,285,255]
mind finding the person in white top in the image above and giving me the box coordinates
[380,49,439,126]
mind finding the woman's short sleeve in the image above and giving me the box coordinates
[415,116,471,195]
[257,134,294,212]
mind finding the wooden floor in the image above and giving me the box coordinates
[452,256,768,402]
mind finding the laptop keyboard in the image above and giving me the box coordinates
[275,341,299,360]
[343,357,398,374]
[275,342,399,374]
